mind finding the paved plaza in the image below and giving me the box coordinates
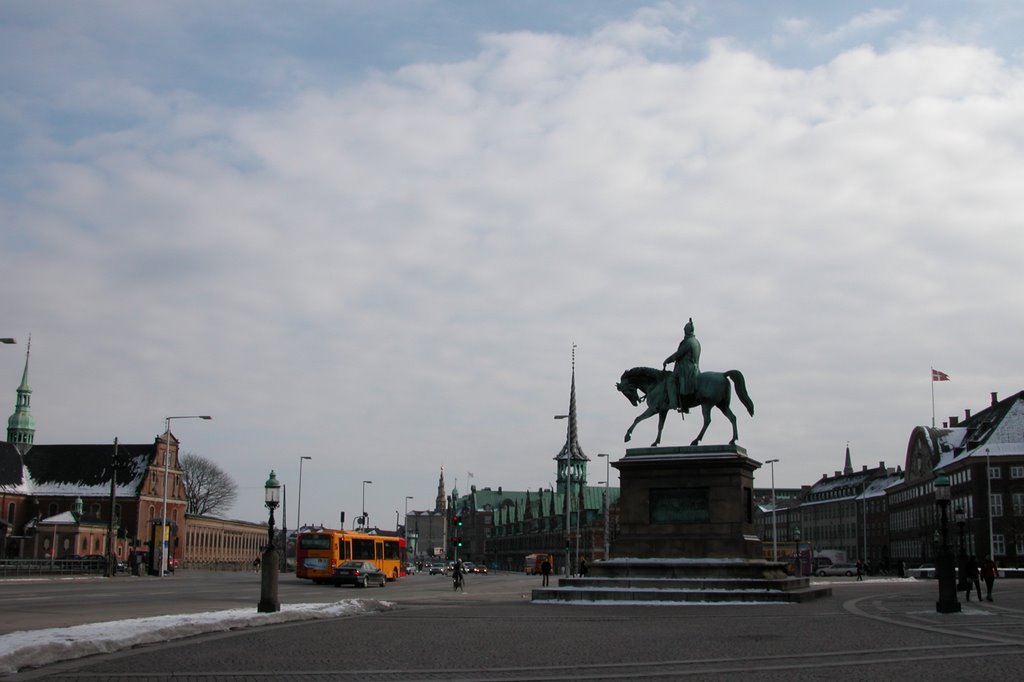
[5,575,1023,681]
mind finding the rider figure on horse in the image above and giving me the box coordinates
[663,318,701,413]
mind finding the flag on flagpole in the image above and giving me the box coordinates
[932,369,950,382]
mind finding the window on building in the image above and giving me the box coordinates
[48,503,58,516]
[1013,493,1024,517]
[1016,534,1024,556]
[991,494,1003,517]
[6,502,13,524]
[993,534,1006,556]
[989,466,1001,479]
[1011,466,1024,479]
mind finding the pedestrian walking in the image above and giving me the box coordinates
[981,554,997,602]
[579,558,588,577]
[897,559,906,579]
[856,560,863,581]
[963,555,982,601]
[540,557,552,587]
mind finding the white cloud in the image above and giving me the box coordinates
[3,3,1024,526]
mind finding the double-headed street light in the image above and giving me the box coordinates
[160,415,211,577]
[297,456,312,531]
[361,480,372,530]
[765,458,779,561]
[258,470,281,613]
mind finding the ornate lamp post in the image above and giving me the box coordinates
[934,474,961,613]
[258,470,281,613]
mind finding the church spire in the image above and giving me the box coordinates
[555,344,588,495]
[844,442,853,476]
[435,466,447,513]
[7,335,35,451]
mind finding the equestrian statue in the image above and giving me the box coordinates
[616,318,754,447]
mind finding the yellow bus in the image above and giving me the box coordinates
[296,529,406,583]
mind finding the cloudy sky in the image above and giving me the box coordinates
[3,1,1023,529]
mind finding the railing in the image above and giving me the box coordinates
[0,558,110,578]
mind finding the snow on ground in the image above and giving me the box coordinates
[0,599,393,675]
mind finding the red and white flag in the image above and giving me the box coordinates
[932,369,950,382]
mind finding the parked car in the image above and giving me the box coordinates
[428,563,446,575]
[463,562,487,574]
[333,560,387,588]
[817,562,858,577]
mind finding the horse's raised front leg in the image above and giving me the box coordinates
[690,404,713,446]
[652,410,667,447]
[625,405,659,443]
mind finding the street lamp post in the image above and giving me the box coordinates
[765,458,779,561]
[258,470,281,613]
[793,527,802,576]
[554,414,570,576]
[160,415,211,577]
[296,456,312,532]
[934,474,961,613]
[955,504,967,583]
[598,454,610,560]
[404,496,413,541]
[985,447,995,560]
[361,480,372,530]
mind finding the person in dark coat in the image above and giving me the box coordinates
[540,558,552,586]
[579,558,588,577]
[964,555,982,601]
[981,554,997,602]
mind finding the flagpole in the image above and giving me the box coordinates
[931,367,936,428]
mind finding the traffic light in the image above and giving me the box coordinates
[453,537,463,548]
[453,514,462,527]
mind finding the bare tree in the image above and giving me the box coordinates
[181,453,238,517]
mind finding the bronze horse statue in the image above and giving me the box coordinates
[616,366,754,447]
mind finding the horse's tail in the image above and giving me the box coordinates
[725,370,754,417]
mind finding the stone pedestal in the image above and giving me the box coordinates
[611,444,762,560]
[532,444,831,604]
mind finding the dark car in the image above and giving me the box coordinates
[333,560,387,588]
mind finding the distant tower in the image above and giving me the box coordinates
[7,336,35,452]
[435,467,447,513]
[555,345,589,495]
[844,442,853,476]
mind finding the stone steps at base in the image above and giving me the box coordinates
[532,584,832,604]
[559,577,812,591]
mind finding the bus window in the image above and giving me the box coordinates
[299,534,331,550]
[352,538,375,560]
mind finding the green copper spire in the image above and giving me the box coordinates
[7,335,35,450]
